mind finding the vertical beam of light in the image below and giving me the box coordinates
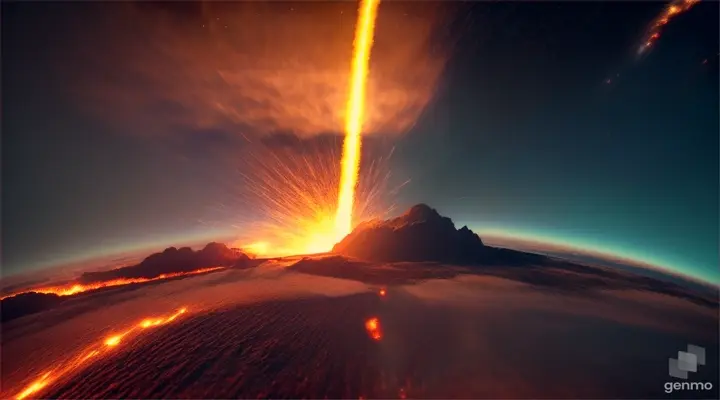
[335,0,381,240]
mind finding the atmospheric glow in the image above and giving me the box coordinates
[335,0,381,239]
[13,307,189,400]
[475,225,719,285]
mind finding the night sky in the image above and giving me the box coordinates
[3,1,718,283]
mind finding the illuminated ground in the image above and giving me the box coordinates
[1,255,717,399]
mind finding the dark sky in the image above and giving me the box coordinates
[3,1,718,283]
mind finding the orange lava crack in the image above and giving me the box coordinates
[1,267,224,300]
[13,307,189,400]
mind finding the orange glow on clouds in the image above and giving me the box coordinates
[66,1,429,258]
[13,307,189,400]
[2,267,224,300]
[241,241,271,257]
[76,2,447,140]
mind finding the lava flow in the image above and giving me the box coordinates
[335,0,381,240]
[12,307,189,400]
[1,267,224,300]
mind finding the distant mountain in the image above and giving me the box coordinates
[79,243,249,283]
[333,204,546,265]
[2,243,249,322]
[1,292,64,322]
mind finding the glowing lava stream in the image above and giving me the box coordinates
[1,267,224,300]
[334,0,381,240]
[13,307,189,400]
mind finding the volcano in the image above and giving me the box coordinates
[333,204,547,266]
[333,204,486,262]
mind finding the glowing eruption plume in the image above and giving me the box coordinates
[638,0,699,56]
[221,0,406,256]
[235,140,395,257]
[13,307,188,400]
[1,267,223,300]
[335,0,381,240]
[243,241,270,258]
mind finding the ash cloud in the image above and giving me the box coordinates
[69,2,449,140]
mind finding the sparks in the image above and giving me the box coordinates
[638,0,700,56]
[365,316,383,341]
[235,140,393,258]
[1,267,224,300]
[334,0,381,240]
[12,307,189,400]
[225,0,393,257]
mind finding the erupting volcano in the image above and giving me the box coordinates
[235,0,383,258]
[3,0,718,399]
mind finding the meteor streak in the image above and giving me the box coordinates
[12,307,189,400]
[638,0,700,56]
[335,0,381,240]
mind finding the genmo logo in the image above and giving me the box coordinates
[669,344,705,379]
[664,344,713,394]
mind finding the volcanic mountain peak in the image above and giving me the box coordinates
[385,203,454,229]
[79,243,248,284]
[332,204,486,263]
[199,242,245,262]
[402,203,441,221]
